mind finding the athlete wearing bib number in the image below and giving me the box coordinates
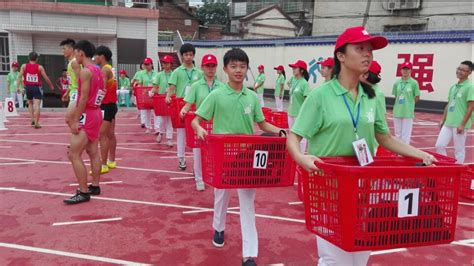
[287,26,436,266]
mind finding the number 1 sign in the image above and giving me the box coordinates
[398,188,420,218]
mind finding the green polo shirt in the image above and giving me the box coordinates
[255,73,266,94]
[196,83,265,135]
[288,76,310,117]
[152,71,172,94]
[137,70,158,86]
[274,74,285,96]
[169,65,203,97]
[119,77,131,91]
[374,84,386,114]
[184,77,224,109]
[445,79,473,128]
[7,71,22,93]
[392,77,420,118]
[292,79,389,157]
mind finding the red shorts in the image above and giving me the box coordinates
[79,108,102,141]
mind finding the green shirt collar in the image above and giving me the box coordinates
[224,83,248,95]
[331,79,367,100]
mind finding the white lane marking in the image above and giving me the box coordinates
[412,133,473,138]
[68,181,123,186]
[419,145,474,150]
[52,217,123,226]
[0,242,149,265]
[370,248,408,255]
[169,176,195,180]
[0,162,36,166]
[0,187,304,224]
[0,157,194,176]
[182,207,240,214]
[288,201,303,205]
[160,155,193,159]
[83,158,122,162]
[8,123,144,127]
[451,238,474,248]
[0,132,163,137]
[0,146,12,148]
[459,202,474,206]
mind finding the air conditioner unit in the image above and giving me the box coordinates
[387,0,399,10]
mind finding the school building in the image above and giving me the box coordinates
[0,1,159,106]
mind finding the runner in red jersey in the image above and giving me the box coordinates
[64,40,106,204]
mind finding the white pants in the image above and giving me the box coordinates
[177,128,186,158]
[10,92,24,108]
[288,116,307,152]
[275,95,283,112]
[140,109,157,130]
[317,237,371,266]
[257,93,264,107]
[393,118,413,144]
[118,89,129,104]
[193,148,202,184]
[159,116,173,139]
[435,125,467,164]
[213,188,258,258]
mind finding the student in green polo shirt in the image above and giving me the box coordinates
[436,60,474,164]
[180,53,223,192]
[392,61,420,145]
[192,48,285,266]
[287,26,436,266]
[151,55,174,147]
[7,61,24,108]
[166,43,203,170]
[317,57,335,82]
[273,65,285,111]
[254,64,266,107]
[117,70,131,106]
[288,59,310,152]
[137,57,159,134]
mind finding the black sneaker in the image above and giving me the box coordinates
[31,120,35,126]
[242,259,256,266]
[87,185,101,195]
[179,159,187,170]
[212,230,225,248]
[63,190,90,205]
[141,124,145,128]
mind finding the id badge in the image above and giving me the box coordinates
[70,92,78,103]
[398,94,405,104]
[448,105,455,112]
[78,113,86,126]
[352,138,374,166]
[185,85,191,96]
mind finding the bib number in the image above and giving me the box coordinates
[26,73,39,83]
[253,150,268,169]
[95,89,105,106]
[398,188,420,218]
[70,92,78,102]
[78,113,86,126]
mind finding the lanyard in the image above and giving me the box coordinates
[291,78,299,94]
[451,84,461,101]
[144,71,153,85]
[185,68,194,83]
[343,94,361,140]
[207,79,215,92]
[400,81,407,94]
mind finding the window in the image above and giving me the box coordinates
[0,33,9,74]
[384,24,427,32]
[185,19,192,26]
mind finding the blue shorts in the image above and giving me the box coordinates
[25,85,43,100]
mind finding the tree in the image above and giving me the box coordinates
[196,1,229,26]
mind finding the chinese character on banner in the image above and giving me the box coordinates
[396,54,434,92]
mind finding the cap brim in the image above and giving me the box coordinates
[352,36,388,50]
[288,64,297,68]
[202,62,217,66]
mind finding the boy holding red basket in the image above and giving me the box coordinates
[191,48,286,266]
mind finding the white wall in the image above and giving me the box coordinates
[194,41,474,103]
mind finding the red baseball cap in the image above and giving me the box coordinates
[201,54,218,66]
[11,61,19,67]
[317,57,335,67]
[258,64,264,70]
[119,69,127,75]
[401,61,412,69]
[161,55,173,63]
[289,60,307,71]
[368,60,381,76]
[335,26,388,52]
[143,57,153,65]
[274,65,284,71]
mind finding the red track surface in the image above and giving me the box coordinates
[0,110,472,265]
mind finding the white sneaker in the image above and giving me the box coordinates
[195,182,205,191]
[167,140,173,147]
[145,128,153,134]
[155,133,162,143]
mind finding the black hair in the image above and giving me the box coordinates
[281,70,286,79]
[60,38,75,47]
[366,72,381,84]
[180,43,196,56]
[333,44,375,99]
[301,69,309,81]
[460,60,473,71]
[29,52,38,61]
[223,48,249,67]
[74,40,96,58]
[62,68,67,72]
[95,45,112,62]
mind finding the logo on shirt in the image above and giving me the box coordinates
[244,105,252,115]
[366,108,375,123]
[457,92,462,98]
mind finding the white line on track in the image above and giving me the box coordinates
[0,157,194,176]
[169,176,195,180]
[0,146,12,148]
[419,145,474,150]
[68,181,123,186]
[288,201,303,205]
[0,162,36,166]
[0,187,304,224]
[458,202,474,206]
[412,133,473,138]
[52,217,123,226]
[0,132,158,136]
[7,123,144,127]
[370,248,408,255]
[182,207,240,214]
[160,155,193,159]
[451,238,474,248]
[83,158,122,162]
[0,242,149,265]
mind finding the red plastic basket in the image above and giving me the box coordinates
[201,134,296,188]
[271,112,289,128]
[460,164,473,200]
[300,156,465,251]
[169,97,186,128]
[133,86,154,110]
[152,94,171,116]
[185,111,213,148]
[262,107,273,122]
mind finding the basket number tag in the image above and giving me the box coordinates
[253,150,268,169]
[470,180,474,190]
[398,188,419,218]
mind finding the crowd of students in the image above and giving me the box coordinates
[7,25,473,266]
